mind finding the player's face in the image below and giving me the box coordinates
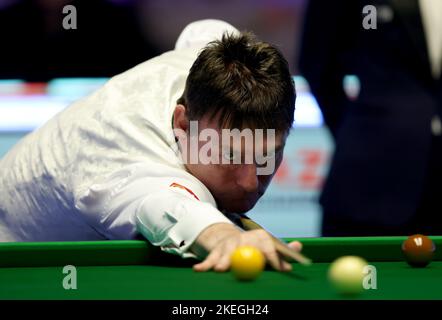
[182,114,287,214]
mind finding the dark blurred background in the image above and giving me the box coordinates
[0,0,306,81]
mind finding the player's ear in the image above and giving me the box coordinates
[173,104,189,133]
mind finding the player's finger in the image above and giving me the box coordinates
[193,247,222,272]
[193,253,219,272]
[263,248,286,271]
[251,231,287,271]
[213,241,237,272]
[287,241,303,252]
[279,255,293,271]
[213,252,233,272]
[275,253,293,271]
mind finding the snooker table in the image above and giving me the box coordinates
[0,236,441,300]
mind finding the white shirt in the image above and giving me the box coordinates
[0,20,239,258]
[419,0,442,78]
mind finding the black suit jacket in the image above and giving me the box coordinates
[299,0,442,234]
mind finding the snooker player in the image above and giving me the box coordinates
[0,20,300,272]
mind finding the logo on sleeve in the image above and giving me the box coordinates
[169,182,200,201]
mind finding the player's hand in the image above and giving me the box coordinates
[191,223,303,273]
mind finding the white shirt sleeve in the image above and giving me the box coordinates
[135,188,235,258]
[74,163,235,259]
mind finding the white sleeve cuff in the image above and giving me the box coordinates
[135,189,234,259]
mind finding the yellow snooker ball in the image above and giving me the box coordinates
[230,246,265,281]
[328,256,368,295]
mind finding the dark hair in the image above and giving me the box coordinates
[177,32,296,132]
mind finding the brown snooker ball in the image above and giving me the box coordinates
[401,234,436,267]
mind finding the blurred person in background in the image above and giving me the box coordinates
[0,0,159,81]
[299,0,442,236]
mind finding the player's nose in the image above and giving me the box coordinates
[236,164,259,193]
